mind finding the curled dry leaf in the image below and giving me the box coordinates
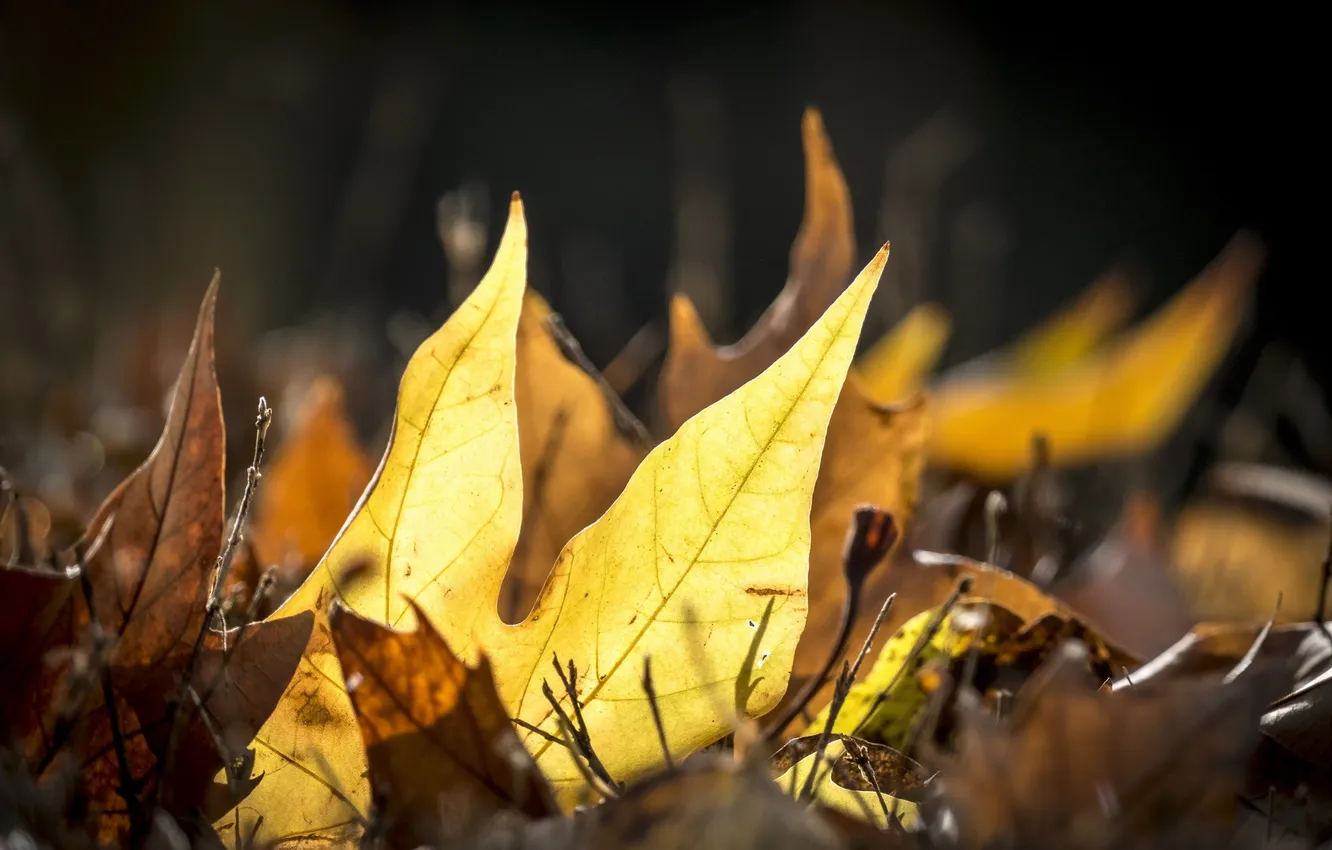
[329,602,557,849]
[929,234,1265,480]
[942,641,1287,849]
[884,552,1138,664]
[661,109,929,723]
[504,290,647,621]
[244,375,373,595]
[771,738,920,830]
[221,194,885,843]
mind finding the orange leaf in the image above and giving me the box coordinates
[248,375,373,590]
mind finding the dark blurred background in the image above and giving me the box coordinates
[0,0,1323,513]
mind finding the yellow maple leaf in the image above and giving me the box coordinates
[218,193,886,842]
[213,197,529,846]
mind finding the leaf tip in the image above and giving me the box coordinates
[668,293,712,349]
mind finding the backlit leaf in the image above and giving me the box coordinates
[215,197,530,845]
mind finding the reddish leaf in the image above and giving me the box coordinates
[79,272,224,674]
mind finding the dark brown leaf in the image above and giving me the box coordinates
[80,272,225,674]
[942,640,1287,848]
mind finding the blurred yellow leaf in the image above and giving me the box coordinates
[855,303,951,404]
[1008,271,1135,378]
[929,235,1264,480]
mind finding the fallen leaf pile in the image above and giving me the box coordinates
[5,108,1330,850]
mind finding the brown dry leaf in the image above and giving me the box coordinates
[661,107,853,428]
[0,560,81,753]
[873,552,1139,671]
[78,273,224,677]
[770,734,930,803]
[1,273,221,766]
[504,291,647,621]
[943,640,1287,848]
[246,375,373,592]
[123,613,316,814]
[661,110,929,719]
[2,277,311,841]
[582,757,858,850]
[329,601,557,849]
[1051,494,1196,659]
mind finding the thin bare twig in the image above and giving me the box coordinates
[547,655,620,791]
[511,716,568,749]
[765,509,897,742]
[796,660,851,801]
[642,655,675,769]
[844,737,892,822]
[243,566,278,624]
[849,593,898,684]
[544,313,653,448]
[159,398,272,802]
[210,397,274,605]
[554,715,617,800]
